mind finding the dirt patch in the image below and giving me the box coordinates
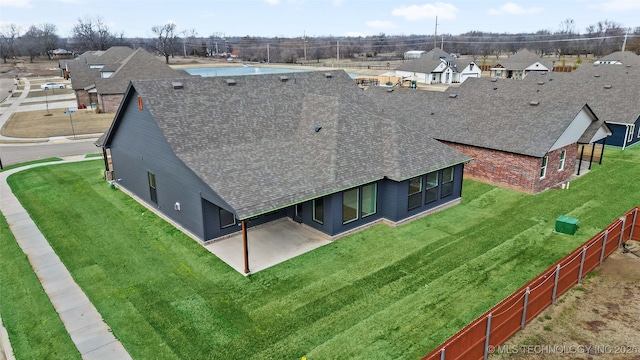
[491,240,640,359]
[1,108,113,138]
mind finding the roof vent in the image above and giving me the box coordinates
[537,81,544,85]
[430,112,435,115]
[225,79,236,86]
[603,85,612,89]
[387,88,394,92]
[594,74,600,77]
[449,93,458,98]
[493,87,498,90]
[279,75,289,82]
[549,78,553,81]
[314,125,322,132]
[324,73,333,78]
[530,101,540,106]
[626,64,632,67]
[490,78,498,82]
[171,81,183,90]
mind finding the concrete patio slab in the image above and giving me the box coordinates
[205,218,332,275]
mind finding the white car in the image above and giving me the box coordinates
[41,82,65,90]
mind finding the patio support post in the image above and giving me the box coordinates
[599,138,606,165]
[576,145,585,175]
[588,142,596,170]
[242,220,249,274]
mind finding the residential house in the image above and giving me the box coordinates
[50,48,73,59]
[490,49,553,79]
[396,48,481,84]
[529,64,640,150]
[368,77,611,194]
[592,51,640,66]
[98,71,470,247]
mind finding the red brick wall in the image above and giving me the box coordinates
[75,90,89,108]
[443,142,577,194]
[99,94,124,113]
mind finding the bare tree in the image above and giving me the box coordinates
[0,24,22,63]
[72,16,116,51]
[152,23,180,64]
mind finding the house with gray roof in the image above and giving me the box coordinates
[396,48,481,84]
[592,51,640,66]
[368,76,611,193]
[490,49,553,79]
[98,71,470,268]
[526,64,640,150]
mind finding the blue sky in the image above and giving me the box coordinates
[1,0,639,38]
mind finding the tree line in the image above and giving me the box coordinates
[1,16,639,65]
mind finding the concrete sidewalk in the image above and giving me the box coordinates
[0,158,131,360]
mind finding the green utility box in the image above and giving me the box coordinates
[555,215,579,235]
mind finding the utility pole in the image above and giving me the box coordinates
[303,30,307,61]
[434,15,438,50]
[267,44,270,63]
[622,28,629,51]
[337,40,340,63]
[441,36,444,50]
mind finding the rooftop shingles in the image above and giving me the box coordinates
[494,49,553,70]
[124,71,469,219]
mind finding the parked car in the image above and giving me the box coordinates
[41,82,65,90]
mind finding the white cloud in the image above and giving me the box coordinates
[488,2,543,15]
[0,0,31,7]
[366,20,397,29]
[391,2,458,21]
[265,0,280,4]
[594,0,640,11]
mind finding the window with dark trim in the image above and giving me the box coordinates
[441,167,454,198]
[425,172,439,203]
[313,198,324,224]
[408,176,422,210]
[559,150,566,170]
[148,172,157,204]
[219,208,236,229]
[361,183,377,218]
[540,156,548,178]
[342,188,359,224]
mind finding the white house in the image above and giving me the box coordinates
[396,48,481,85]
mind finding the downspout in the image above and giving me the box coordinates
[242,220,249,274]
[622,125,629,150]
[102,148,109,172]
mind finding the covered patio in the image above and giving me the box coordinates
[203,218,332,275]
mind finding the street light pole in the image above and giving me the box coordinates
[65,108,76,139]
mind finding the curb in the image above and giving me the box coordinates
[0,316,16,360]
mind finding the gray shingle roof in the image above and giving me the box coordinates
[68,47,136,90]
[106,71,469,219]
[95,49,182,95]
[495,49,553,71]
[396,48,459,73]
[367,75,604,158]
[594,51,640,66]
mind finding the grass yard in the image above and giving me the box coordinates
[1,108,113,138]
[4,146,640,359]
[0,214,80,359]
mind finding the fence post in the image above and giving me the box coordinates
[440,348,445,360]
[578,247,587,284]
[631,208,638,241]
[552,264,561,304]
[484,314,492,360]
[521,287,530,329]
[600,230,608,265]
[618,216,627,247]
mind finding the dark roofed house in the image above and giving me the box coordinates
[396,48,481,84]
[490,49,553,80]
[368,76,611,193]
[98,71,470,272]
[592,51,640,66]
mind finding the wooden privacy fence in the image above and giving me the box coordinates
[422,207,640,360]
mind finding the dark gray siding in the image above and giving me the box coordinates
[601,119,640,148]
[110,90,228,240]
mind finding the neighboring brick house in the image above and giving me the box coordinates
[490,49,553,79]
[368,76,611,194]
[97,71,470,269]
[531,64,640,150]
[396,48,481,84]
[65,47,183,112]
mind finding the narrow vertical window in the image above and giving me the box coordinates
[148,172,157,204]
[342,188,359,224]
[312,198,324,224]
[219,208,236,229]
[540,156,548,178]
[361,183,377,218]
[558,150,566,170]
[441,167,455,198]
[425,172,439,203]
[408,176,422,210]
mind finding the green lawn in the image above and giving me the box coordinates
[0,214,80,359]
[4,146,640,359]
